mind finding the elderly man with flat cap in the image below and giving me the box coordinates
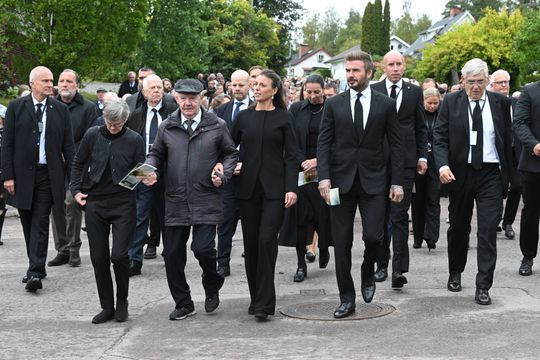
[142,79,238,320]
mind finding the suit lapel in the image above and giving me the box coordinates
[398,84,409,116]
[487,91,504,151]
[458,91,470,134]
[340,90,359,141]
[24,95,39,125]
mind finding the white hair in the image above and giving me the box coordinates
[103,98,130,123]
[461,58,489,78]
[490,69,510,84]
[143,74,163,89]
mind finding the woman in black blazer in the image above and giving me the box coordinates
[278,74,332,282]
[231,69,299,320]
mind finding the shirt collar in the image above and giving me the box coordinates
[350,86,371,101]
[32,94,47,107]
[181,110,202,125]
[148,100,163,113]
[385,78,403,90]
[468,92,487,104]
[236,96,249,106]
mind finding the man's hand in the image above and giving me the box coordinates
[389,185,404,203]
[233,162,242,175]
[533,143,540,156]
[417,159,428,175]
[301,158,317,172]
[74,192,88,206]
[439,168,456,184]
[212,170,224,187]
[141,172,158,186]
[318,179,331,203]
[284,192,297,208]
[213,162,224,175]
[3,179,14,195]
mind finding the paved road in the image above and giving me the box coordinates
[1,198,539,359]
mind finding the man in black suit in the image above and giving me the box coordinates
[117,71,138,98]
[513,79,540,277]
[433,58,512,305]
[126,67,155,112]
[318,51,404,319]
[126,74,177,275]
[490,69,521,240]
[214,69,252,277]
[371,50,428,288]
[1,66,75,292]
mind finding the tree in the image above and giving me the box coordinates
[391,0,432,45]
[335,9,362,52]
[414,9,523,86]
[316,8,342,54]
[372,0,384,55]
[205,0,280,76]
[443,0,504,20]
[362,2,378,55]
[381,0,391,55]
[512,9,540,82]
[2,0,149,82]
[302,15,319,49]
[140,1,208,80]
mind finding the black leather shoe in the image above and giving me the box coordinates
[254,311,269,320]
[475,288,492,305]
[47,253,69,266]
[205,293,220,313]
[25,276,42,292]
[293,268,306,282]
[426,240,437,251]
[391,272,408,288]
[69,252,81,267]
[22,273,46,283]
[361,278,376,303]
[129,261,142,277]
[374,267,388,282]
[0,239,3,245]
[92,309,115,324]
[447,273,462,292]
[333,302,356,319]
[319,248,330,269]
[144,245,157,259]
[115,300,128,322]
[217,265,231,277]
[496,225,502,232]
[519,258,533,276]
[504,224,515,239]
[413,239,422,249]
[169,305,196,320]
[248,304,255,315]
[305,251,316,263]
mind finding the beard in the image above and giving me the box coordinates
[59,89,76,100]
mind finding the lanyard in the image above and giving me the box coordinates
[467,98,486,120]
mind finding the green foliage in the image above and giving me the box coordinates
[335,10,362,53]
[204,0,280,76]
[381,0,391,54]
[443,0,504,20]
[391,0,432,45]
[314,68,332,79]
[512,9,540,83]
[413,9,523,85]
[300,8,342,55]
[361,3,378,55]
[140,0,208,79]
[372,0,384,55]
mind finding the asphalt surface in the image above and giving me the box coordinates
[1,198,539,360]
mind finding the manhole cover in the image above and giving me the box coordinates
[279,300,395,321]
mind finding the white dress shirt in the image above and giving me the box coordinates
[349,87,371,128]
[145,100,163,154]
[181,111,202,132]
[385,78,403,110]
[467,93,499,164]
[32,95,47,164]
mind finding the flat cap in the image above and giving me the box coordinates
[96,87,106,93]
[174,79,203,94]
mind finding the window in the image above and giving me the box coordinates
[318,54,324,63]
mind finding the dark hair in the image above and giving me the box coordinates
[422,77,438,88]
[248,65,264,75]
[138,67,155,74]
[258,69,287,109]
[305,74,325,88]
[345,51,374,74]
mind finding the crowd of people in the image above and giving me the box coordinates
[1,48,539,324]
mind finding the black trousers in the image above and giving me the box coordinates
[163,224,223,309]
[447,165,502,290]
[389,167,415,273]
[239,181,283,315]
[18,167,53,278]
[411,171,441,244]
[217,177,240,267]
[519,171,540,259]
[331,175,386,303]
[85,194,136,310]
[502,149,522,226]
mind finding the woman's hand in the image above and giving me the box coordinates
[284,192,297,208]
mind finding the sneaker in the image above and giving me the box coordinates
[519,258,533,276]
[204,293,220,313]
[169,305,196,320]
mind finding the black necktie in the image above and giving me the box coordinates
[390,84,397,100]
[232,101,242,121]
[354,93,364,139]
[471,100,483,170]
[185,119,194,137]
[149,108,158,145]
[36,103,43,133]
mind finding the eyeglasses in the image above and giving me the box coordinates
[492,80,509,86]
[465,79,486,86]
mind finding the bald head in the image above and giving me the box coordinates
[29,66,54,101]
[383,51,406,84]
[230,69,250,101]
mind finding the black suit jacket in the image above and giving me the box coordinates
[231,107,300,200]
[216,98,253,130]
[317,89,404,195]
[513,82,540,173]
[371,80,428,168]
[126,99,178,149]
[433,89,512,194]
[118,80,138,98]
[1,94,75,210]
